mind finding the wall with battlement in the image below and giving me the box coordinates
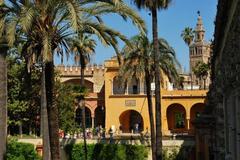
[56,65,105,93]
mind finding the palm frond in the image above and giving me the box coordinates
[65,0,81,31]
[19,5,36,33]
[6,17,18,46]
[89,1,146,33]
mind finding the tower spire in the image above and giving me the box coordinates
[195,11,205,42]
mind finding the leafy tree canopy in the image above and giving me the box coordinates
[192,61,209,79]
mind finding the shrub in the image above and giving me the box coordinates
[125,145,148,160]
[6,140,41,160]
[66,143,148,160]
[71,143,95,160]
[162,147,188,160]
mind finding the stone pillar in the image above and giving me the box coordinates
[92,116,95,128]
[125,84,128,95]
[186,117,190,130]
[111,80,113,95]
[139,79,144,94]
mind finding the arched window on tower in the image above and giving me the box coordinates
[195,47,197,55]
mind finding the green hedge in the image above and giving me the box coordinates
[6,140,41,160]
[65,143,148,160]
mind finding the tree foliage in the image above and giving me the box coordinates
[119,35,180,86]
[56,81,76,135]
[192,61,209,79]
[7,52,41,135]
[181,27,194,46]
[1,1,146,159]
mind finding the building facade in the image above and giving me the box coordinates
[104,57,207,136]
[57,57,207,138]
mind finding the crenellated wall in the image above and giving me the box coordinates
[56,64,105,93]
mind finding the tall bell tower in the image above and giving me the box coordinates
[189,12,211,88]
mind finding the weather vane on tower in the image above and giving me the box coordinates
[197,10,201,16]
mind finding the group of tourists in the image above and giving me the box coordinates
[59,123,143,139]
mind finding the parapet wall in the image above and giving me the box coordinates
[56,65,105,93]
[56,64,105,76]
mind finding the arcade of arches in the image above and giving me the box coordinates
[74,102,205,135]
[101,101,205,135]
[165,103,205,135]
[73,103,204,134]
[62,78,105,129]
[112,76,142,95]
[75,105,105,129]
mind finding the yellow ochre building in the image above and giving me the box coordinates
[104,57,207,136]
[56,14,210,137]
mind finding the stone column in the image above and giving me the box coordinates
[125,84,128,95]
[139,79,144,94]
[92,116,95,128]
[186,117,190,130]
[111,79,113,95]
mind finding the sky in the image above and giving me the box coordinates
[56,0,218,73]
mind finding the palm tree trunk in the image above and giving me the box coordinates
[80,58,88,160]
[0,50,7,160]
[41,64,51,160]
[45,61,60,160]
[203,78,206,90]
[151,7,163,160]
[145,69,156,160]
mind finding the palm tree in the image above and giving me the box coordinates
[181,27,194,90]
[120,35,179,160]
[0,3,10,158]
[192,61,209,89]
[131,0,172,159]
[1,1,145,159]
[0,37,8,160]
[181,27,194,46]
[119,35,156,160]
[71,34,96,160]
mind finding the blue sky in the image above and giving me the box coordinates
[57,0,218,73]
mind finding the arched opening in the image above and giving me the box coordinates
[128,77,140,94]
[119,110,143,133]
[64,79,94,93]
[190,103,205,131]
[75,107,92,128]
[167,103,187,133]
[113,77,125,94]
[94,106,105,128]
